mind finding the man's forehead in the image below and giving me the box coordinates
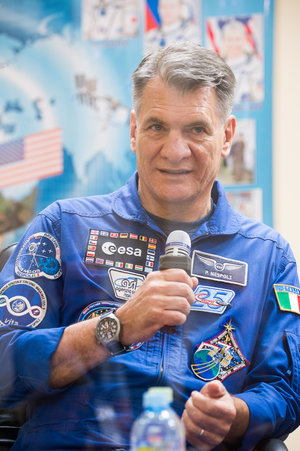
[142,79,217,106]
[138,80,218,122]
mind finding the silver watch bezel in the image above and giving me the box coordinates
[95,310,121,346]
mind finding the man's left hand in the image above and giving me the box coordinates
[182,381,237,450]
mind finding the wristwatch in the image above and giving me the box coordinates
[95,309,131,356]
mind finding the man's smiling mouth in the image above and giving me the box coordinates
[159,169,192,175]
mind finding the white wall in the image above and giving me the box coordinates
[273,0,300,449]
[274,0,300,265]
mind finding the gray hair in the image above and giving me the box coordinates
[132,42,236,123]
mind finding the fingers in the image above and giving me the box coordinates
[182,387,236,450]
[190,388,236,421]
[117,268,197,344]
[182,408,225,450]
[148,268,195,287]
[200,380,227,399]
[146,269,196,306]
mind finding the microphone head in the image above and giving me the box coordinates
[165,230,191,257]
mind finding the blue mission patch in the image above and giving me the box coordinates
[0,279,47,327]
[15,232,62,280]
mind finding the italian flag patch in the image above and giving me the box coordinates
[274,284,300,315]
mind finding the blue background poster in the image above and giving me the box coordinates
[0,0,273,248]
[202,0,274,227]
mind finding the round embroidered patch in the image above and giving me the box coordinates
[0,279,47,327]
[191,348,220,381]
[78,300,120,322]
[15,232,62,280]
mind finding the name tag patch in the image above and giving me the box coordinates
[192,251,248,286]
[85,230,157,274]
[0,279,47,327]
[109,268,145,301]
[192,284,235,314]
[191,319,249,381]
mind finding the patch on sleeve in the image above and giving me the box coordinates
[15,232,62,280]
[0,279,47,327]
[274,284,300,315]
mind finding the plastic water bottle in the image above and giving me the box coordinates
[130,386,186,450]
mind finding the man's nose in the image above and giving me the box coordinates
[160,131,191,161]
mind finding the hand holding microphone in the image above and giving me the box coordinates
[159,230,194,333]
[116,230,196,344]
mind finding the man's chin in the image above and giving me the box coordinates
[155,190,192,205]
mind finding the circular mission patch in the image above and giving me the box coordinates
[0,279,47,328]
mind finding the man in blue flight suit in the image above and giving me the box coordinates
[0,43,299,450]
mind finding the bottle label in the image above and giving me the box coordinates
[134,422,183,450]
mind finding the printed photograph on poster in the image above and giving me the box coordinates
[74,73,130,130]
[144,0,201,54]
[206,14,264,106]
[218,118,256,186]
[82,0,139,41]
[226,188,262,222]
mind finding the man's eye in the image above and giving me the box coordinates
[149,124,163,131]
[192,126,204,134]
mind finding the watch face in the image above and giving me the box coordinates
[97,315,119,344]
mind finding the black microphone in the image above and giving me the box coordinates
[159,230,192,333]
[159,230,192,274]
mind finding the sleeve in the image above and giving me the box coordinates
[235,245,300,450]
[0,205,68,406]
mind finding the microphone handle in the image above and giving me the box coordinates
[159,254,191,275]
[159,254,192,334]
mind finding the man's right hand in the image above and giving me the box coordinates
[116,268,198,345]
[50,268,197,388]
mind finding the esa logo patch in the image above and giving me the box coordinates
[84,229,157,273]
[0,279,47,327]
[108,268,145,301]
[15,232,62,280]
[191,319,249,381]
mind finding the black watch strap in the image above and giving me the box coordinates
[106,339,130,356]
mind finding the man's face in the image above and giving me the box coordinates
[158,0,182,26]
[130,78,235,220]
[223,27,247,60]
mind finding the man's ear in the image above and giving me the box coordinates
[222,115,236,158]
[130,110,137,153]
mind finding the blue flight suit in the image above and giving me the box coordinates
[0,172,299,450]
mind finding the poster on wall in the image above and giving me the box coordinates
[202,0,273,225]
[0,0,273,248]
[144,0,201,53]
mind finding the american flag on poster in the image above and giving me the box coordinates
[0,127,63,188]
